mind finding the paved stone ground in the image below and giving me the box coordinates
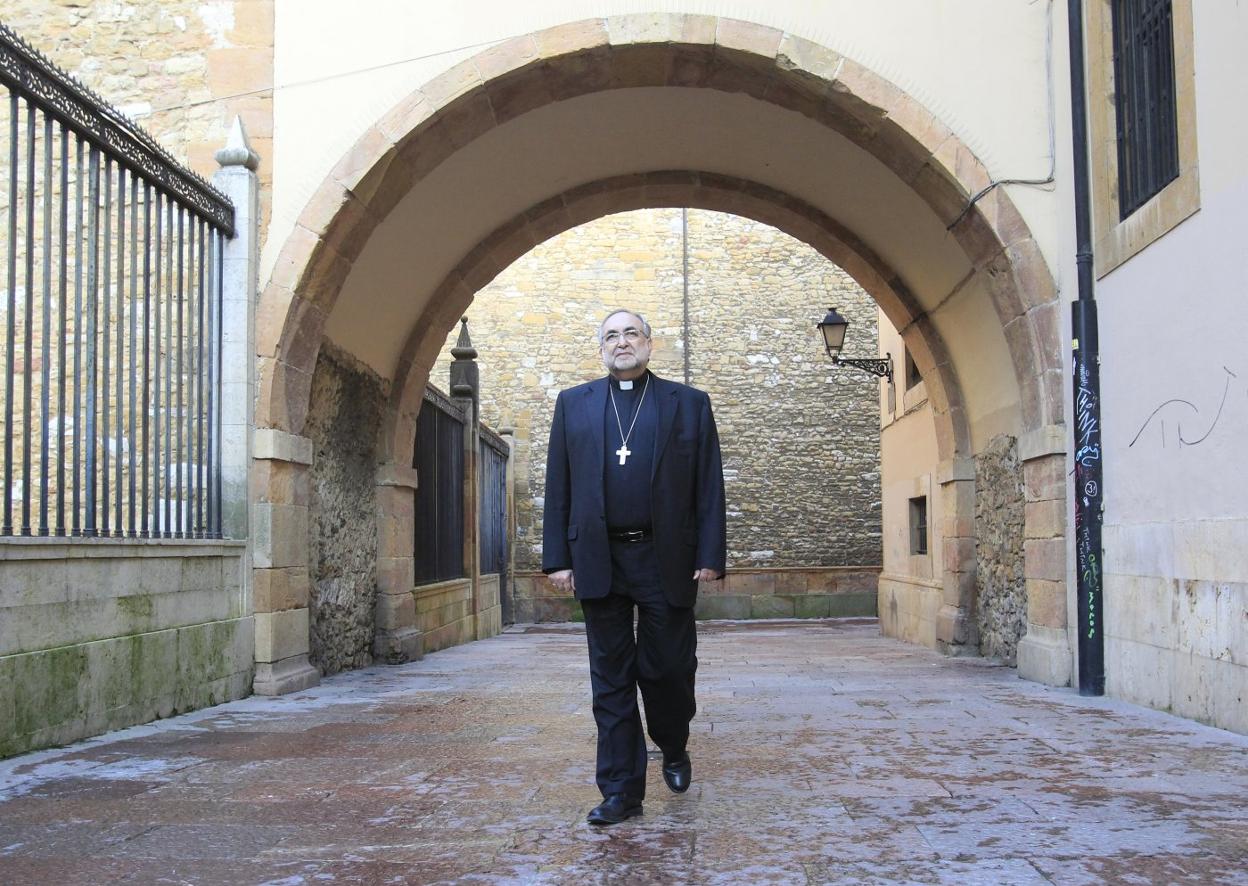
[1,619,1246,885]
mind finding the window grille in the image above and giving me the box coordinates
[909,496,928,556]
[412,390,465,585]
[1111,0,1180,219]
[478,430,507,576]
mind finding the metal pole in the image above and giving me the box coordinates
[100,157,112,536]
[71,137,83,536]
[141,184,151,537]
[4,92,17,536]
[127,172,138,536]
[114,166,125,535]
[1068,0,1105,696]
[214,231,223,538]
[195,218,205,537]
[681,207,690,386]
[39,113,52,535]
[22,99,35,535]
[163,198,172,536]
[204,225,214,537]
[56,124,68,536]
[83,145,99,537]
[175,206,184,537]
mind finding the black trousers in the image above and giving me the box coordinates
[581,538,697,799]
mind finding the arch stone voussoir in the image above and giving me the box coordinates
[384,170,972,482]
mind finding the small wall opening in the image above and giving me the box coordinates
[909,496,929,556]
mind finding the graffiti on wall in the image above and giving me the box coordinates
[1128,366,1239,450]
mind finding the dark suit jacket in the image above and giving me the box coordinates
[542,373,727,608]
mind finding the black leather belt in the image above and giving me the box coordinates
[607,527,652,543]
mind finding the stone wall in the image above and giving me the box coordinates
[436,209,882,577]
[975,434,1026,663]
[512,566,881,624]
[0,539,252,758]
[304,344,386,676]
[1,0,274,238]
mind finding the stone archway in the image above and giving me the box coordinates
[251,14,1069,694]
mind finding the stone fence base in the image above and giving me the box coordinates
[1,540,252,759]
[511,567,881,623]
[411,573,503,654]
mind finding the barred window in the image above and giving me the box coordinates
[909,496,928,557]
[413,396,466,585]
[1111,0,1180,219]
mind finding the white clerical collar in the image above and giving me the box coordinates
[618,379,634,390]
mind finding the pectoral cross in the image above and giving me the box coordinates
[616,444,631,465]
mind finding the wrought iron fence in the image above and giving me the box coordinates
[412,387,466,585]
[0,23,233,538]
[479,427,508,576]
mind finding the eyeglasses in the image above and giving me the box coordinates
[601,328,646,347]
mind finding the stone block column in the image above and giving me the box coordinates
[936,458,978,654]
[216,120,318,696]
[374,461,421,662]
[213,118,257,543]
[251,429,320,694]
[1016,426,1073,687]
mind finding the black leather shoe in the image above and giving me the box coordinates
[662,751,692,793]
[587,793,643,825]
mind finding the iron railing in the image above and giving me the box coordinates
[0,23,233,538]
[413,387,466,585]
[479,426,508,576]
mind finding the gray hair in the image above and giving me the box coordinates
[596,309,652,345]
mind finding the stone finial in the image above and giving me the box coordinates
[450,316,477,360]
[449,317,479,401]
[215,116,260,171]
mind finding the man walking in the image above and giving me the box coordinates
[543,309,726,826]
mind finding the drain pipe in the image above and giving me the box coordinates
[1067,0,1105,696]
[682,208,691,385]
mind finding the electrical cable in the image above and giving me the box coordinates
[946,0,1058,231]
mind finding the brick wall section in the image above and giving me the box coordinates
[975,434,1026,663]
[435,209,882,574]
[2,0,274,242]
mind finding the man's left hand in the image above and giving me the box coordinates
[693,568,723,582]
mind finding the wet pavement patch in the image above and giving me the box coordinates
[1,620,1245,884]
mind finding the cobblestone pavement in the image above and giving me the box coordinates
[2,619,1246,885]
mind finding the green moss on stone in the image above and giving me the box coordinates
[827,593,878,617]
[12,645,88,739]
[116,593,155,623]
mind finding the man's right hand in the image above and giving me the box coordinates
[548,569,575,594]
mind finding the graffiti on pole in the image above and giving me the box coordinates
[1073,356,1102,642]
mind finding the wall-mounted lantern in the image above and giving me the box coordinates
[817,307,893,384]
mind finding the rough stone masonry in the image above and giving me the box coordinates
[436,208,883,576]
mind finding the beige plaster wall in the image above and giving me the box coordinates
[268,0,1059,283]
[876,309,943,648]
[1091,3,1248,734]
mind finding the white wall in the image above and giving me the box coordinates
[268,0,1060,281]
[1094,3,1248,732]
